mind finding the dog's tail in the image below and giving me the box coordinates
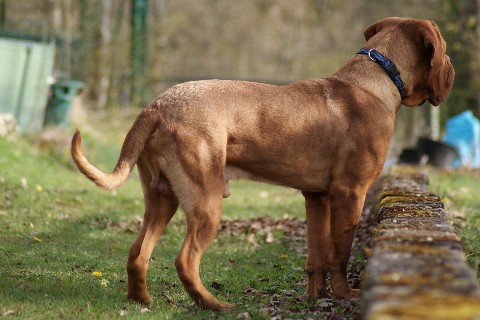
[71,110,157,190]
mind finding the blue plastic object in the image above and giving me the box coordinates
[444,110,480,168]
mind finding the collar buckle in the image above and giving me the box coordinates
[367,49,377,62]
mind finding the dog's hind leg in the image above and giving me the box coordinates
[174,176,234,310]
[126,165,179,304]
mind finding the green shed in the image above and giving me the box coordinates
[0,37,55,132]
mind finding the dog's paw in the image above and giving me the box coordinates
[200,299,235,311]
[300,288,329,303]
[127,293,153,305]
[333,288,361,300]
[215,301,236,311]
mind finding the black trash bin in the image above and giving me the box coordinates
[45,80,83,126]
[416,137,459,168]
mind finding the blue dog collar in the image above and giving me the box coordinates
[357,48,406,98]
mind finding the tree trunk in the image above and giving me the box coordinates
[97,0,111,108]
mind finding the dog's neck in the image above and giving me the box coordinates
[356,48,406,98]
[331,57,403,113]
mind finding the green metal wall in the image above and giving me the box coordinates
[0,37,54,132]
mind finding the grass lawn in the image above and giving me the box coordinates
[0,133,312,319]
[429,169,480,282]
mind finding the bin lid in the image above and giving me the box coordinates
[446,110,479,127]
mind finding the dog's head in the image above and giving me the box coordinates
[364,17,454,106]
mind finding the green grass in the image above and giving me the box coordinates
[0,134,307,319]
[429,169,480,282]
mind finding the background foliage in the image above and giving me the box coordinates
[1,0,478,119]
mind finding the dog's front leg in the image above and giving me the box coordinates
[302,191,331,299]
[327,186,366,299]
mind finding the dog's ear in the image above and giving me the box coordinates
[364,17,404,41]
[419,21,455,105]
[419,21,444,67]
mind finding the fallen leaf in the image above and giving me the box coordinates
[265,232,275,243]
[251,221,262,230]
[259,191,269,198]
[237,311,252,319]
[20,177,27,190]
[247,234,258,247]
[100,279,110,288]
[364,247,372,257]
[317,298,334,308]
[211,281,224,291]
[243,286,259,296]
[282,289,296,296]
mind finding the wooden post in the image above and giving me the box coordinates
[430,103,440,140]
[130,0,149,107]
[98,0,111,108]
[0,0,6,29]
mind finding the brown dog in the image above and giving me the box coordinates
[71,17,454,310]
